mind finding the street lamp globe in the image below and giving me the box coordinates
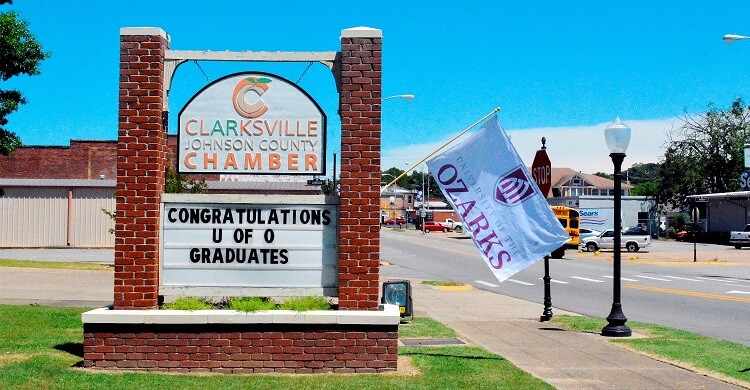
[604,117,631,155]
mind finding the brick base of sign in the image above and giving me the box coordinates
[81,307,399,373]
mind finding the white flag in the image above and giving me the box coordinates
[427,117,569,283]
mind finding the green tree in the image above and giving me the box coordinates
[381,167,410,189]
[381,166,446,204]
[0,4,49,154]
[630,181,659,196]
[593,172,613,180]
[166,164,207,193]
[626,162,661,184]
[624,162,661,197]
[657,98,750,209]
[596,162,661,184]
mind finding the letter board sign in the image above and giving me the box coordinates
[160,195,338,296]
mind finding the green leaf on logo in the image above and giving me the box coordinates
[257,78,272,83]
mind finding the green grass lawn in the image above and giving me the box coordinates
[0,259,111,271]
[398,317,458,339]
[551,315,750,385]
[0,305,552,389]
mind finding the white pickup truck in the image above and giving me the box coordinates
[729,224,750,249]
[579,227,651,253]
[443,218,464,232]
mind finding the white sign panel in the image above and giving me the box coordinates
[178,72,326,175]
[161,202,338,295]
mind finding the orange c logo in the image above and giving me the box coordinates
[232,77,271,118]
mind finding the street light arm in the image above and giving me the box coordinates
[382,94,415,101]
[723,34,750,44]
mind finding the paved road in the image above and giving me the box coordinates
[0,248,114,307]
[0,267,113,307]
[381,228,750,346]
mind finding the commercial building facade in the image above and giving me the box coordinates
[0,137,315,247]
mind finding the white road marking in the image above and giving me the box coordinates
[663,275,703,282]
[537,278,570,284]
[664,275,703,283]
[694,276,741,284]
[571,276,604,283]
[475,280,499,288]
[506,279,535,286]
[603,275,639,282]
[633,275,672,282]
[727,290,750,295]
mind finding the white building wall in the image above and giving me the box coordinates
[549,196,657,232]
[0,181,116,247]
[0,187,68,247]
[71,188,115,247]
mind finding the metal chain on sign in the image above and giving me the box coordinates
[193,60,210,82]
[296,62,314,84]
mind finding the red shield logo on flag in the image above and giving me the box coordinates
[495,167,535,205]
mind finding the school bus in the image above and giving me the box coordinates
[551,206,580,250]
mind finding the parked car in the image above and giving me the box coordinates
[443,218,464,232]
[579,228,651,253]
[729,224,750,249]
[623,226,649,235]
[676,229,697,241]
[579,228,602,241]
[421,221,452,233]
[384,217,406,225]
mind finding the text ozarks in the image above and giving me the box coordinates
[433,162,521,269]
[165,206,333,266]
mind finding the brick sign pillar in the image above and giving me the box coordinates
[114,28,169,310]
[338,28,382,310]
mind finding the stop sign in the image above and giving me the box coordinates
[531,149,552,197]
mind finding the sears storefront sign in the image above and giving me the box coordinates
[580,209,610,227]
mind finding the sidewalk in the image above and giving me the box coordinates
[408,280,745,389]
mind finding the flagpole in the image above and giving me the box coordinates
[380,107,501,193]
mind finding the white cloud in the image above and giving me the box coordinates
[382,117,680,174]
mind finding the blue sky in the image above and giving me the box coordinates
[5,1,750,174]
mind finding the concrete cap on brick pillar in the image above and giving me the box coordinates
[341,26,382,38]
[120,27,169,41]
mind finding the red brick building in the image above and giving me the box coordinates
[0,135,316,247]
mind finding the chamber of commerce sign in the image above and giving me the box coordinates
[161,201,338,292]
[178,72,326,175]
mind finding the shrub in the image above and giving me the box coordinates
[227,297,277,312]
[162,297,213,310]
[278,296,331,311]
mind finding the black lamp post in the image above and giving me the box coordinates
[601,117,632,337]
